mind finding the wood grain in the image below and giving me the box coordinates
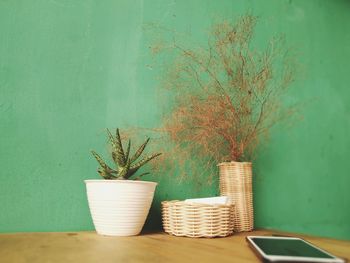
[0,230,349,263]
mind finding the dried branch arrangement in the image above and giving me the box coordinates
[151,15,295,170]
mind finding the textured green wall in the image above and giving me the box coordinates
[0,0,349,240]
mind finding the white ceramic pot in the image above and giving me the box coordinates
[85,180,157,236]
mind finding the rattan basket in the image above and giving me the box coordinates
[219,161,253,232]
[161,200,235,238]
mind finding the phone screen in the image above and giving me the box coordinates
[251,237,335,258]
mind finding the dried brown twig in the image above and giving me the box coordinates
[144,15,297,182]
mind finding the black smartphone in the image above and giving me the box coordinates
[247,236,345,263]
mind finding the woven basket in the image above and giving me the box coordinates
[161,200,235,238]
[218,161,253,232]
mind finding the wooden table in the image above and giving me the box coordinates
[0,230,349,262]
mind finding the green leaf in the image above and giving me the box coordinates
[91,150,117,178]
[130,138,150,163]
[108,128,125,167]
[132,172,150,180]
[97,168,117,179]
[129,153,161,175]
[124,139,131,163]
[118,159,131,179]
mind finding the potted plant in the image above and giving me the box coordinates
[85,128,161,236]
[152,15,295,232]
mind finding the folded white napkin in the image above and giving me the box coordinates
[184,196,229,205]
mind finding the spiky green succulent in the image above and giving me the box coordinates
[91,128,161,180]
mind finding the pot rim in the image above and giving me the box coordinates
[84,179,158,186]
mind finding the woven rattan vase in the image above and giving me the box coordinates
[218,161,253,232]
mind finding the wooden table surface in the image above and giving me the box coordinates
[0,229,349,263]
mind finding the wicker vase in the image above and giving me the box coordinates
[218,161,253,232]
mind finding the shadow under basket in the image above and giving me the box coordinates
[161,200,235,238]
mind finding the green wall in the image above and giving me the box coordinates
[0,0,349,240]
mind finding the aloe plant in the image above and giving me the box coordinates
[91,129,161,180]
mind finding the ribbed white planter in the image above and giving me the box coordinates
[85,180,157,236]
